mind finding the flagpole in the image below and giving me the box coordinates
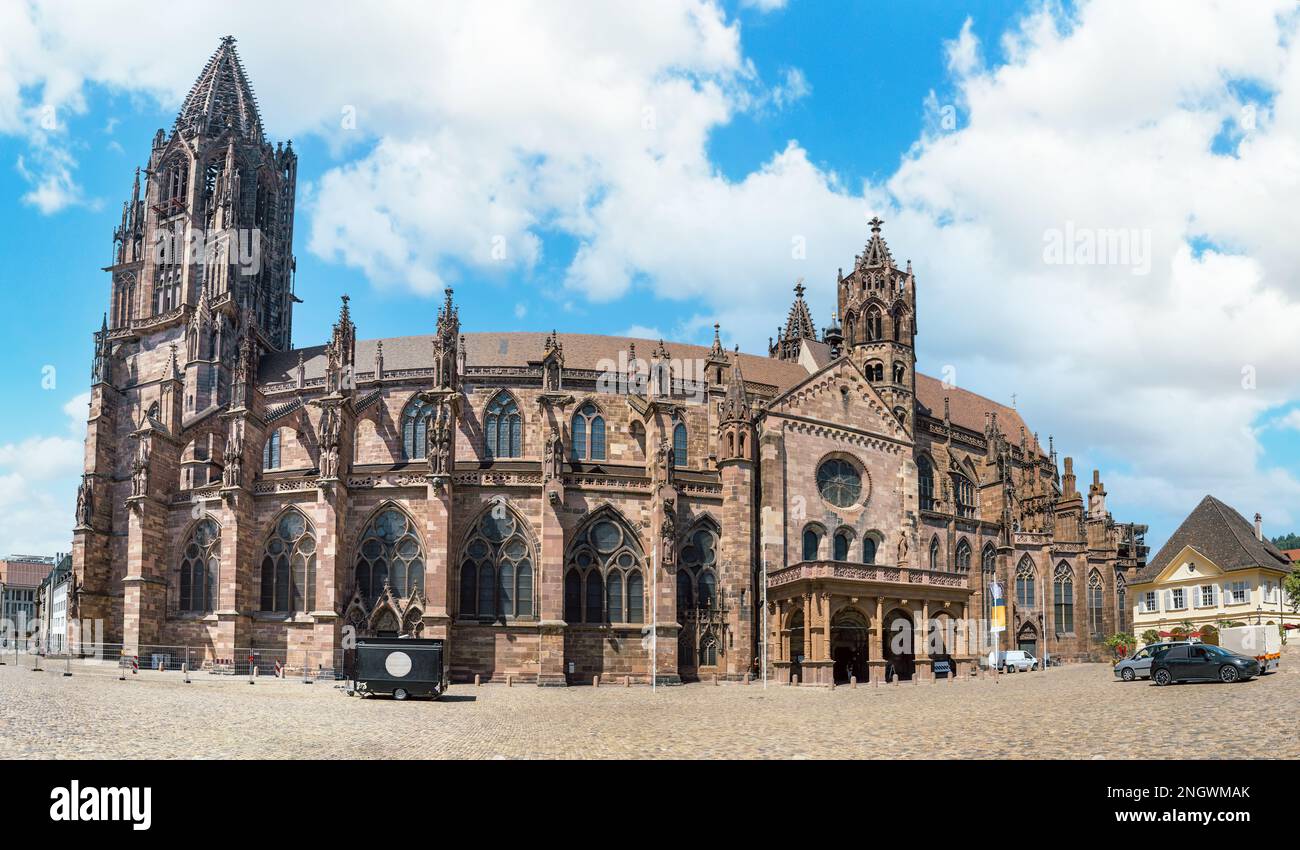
[762,551,768,689]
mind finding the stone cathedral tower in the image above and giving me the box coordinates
[106,36,298,361]
[837,217,916,428]
[75,37,297,644]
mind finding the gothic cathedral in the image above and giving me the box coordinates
[70,38,1148,684]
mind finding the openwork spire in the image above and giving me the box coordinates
[857,216,896,270]
[721,348,752,423]
[769,279,816,361]
[175,36,264,141]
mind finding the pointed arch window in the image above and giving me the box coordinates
[1054,562,1075,634]
[928,537,940,570]
[565,513,645,624]
[262,429,282,471]
[953,473,977,519]
[484,393,522,460]
[955,538,972,572]
[260,510,316,613]
[572,403,606,462]
[401,398,435,461]
[679,524,719,616]
[673,421,688,468]
[982,543,997,573]
[700,632,718,667]
[564,569,582,623]
[918,456,935,511]
[355,509,424,604]
[1015,557,1036,607]
[866,307,883,341]
[1115,572,1127,629]
[459,507,535,620]
[179,518,219,613]
[1087,570,1104,637]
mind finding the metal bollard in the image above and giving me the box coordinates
[182,662,191,684]
[63,656,72,677]
[792,674,799,687]
[249,665,257,685]
[474,674,481,687]
[593,675,600,688]
[302,650,312,685]
[850,675,857,689]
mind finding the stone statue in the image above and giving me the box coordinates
[897,531,909,567]
[75,476,94,527]
[544,428,564,482]
[223,421,244,487]
[131,436,151,497]
[319,406,341,480]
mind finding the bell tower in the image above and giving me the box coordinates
[837,216,916,428]
[106,35,298,355]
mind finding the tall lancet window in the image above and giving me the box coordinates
[484,393,522,460]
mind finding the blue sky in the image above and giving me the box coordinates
[1,0,1297,556]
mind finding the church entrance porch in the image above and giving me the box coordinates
[766,562,976,685]
[881,607,915,681]
[831,608,871,684]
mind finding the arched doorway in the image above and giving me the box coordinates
[787,609,805,683]
[1016,621,1038,657]
[831,608,871,684]
[882,608,915,681]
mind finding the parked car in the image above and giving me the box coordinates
[1150,643,1260,685]
[987,650,1038,672]
[1113,641,1190,681]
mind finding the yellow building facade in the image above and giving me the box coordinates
[1129,497,1297,643]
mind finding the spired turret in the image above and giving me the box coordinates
[837,216,916,427]
[718,349,755,463]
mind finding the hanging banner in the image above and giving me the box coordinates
[990,580,1006,633]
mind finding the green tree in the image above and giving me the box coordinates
[1141,629,1161,646]
[1272,532,1300,550]
[1285,569,1300,613]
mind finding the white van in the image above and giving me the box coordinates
[987,649,1038,672]
[1217,625,1281,672]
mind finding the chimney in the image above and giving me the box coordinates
[1254,513,1263,541]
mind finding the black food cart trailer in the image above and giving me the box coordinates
[349,638,448,700]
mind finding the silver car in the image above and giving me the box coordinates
[1113,641,1190,681]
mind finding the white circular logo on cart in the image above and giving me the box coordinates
[384,651,413,678]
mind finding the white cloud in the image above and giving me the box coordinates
[945,17,981,77]
[2,0,1299,545]
[740,0,788,11]
[622,325,665,341]
[0,392,88,555]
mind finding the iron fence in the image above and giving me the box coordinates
[0,636,348,681]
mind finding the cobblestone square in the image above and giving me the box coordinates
[2,656,1297,760]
